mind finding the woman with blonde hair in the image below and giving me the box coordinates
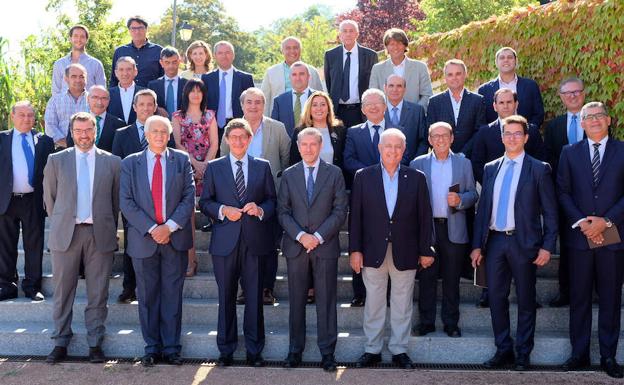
[180,40,212,79]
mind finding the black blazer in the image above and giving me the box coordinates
[426,89,486,157]
[323,44,378,108]
[289,125,346,170]
[384,100,428,162]
[66,113,126,153]
[349,164,434,270]
[107,85,146,125]
[0,129,54,216]
[201,68,254,125]
[471,120,545,184]
[147,76,187,112]
[111,123,175,160]
[478,76,545,128]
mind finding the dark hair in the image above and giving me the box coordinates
[160,46,180,59]
[502,115,528,135]
[127,16,148,29]
[69,24,89,40]
[383,28,409,49]
[493,88,518,103]
[180,78,208,116]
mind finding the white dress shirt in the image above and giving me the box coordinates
[119,82,136,123]
[392,57,406,78]
[490,152,525,231]
[146,148,180,233]
[218,67,235,119]
[75,146,96,224]
[295,157,325,244]
[11,130,35,193]
[431,153,453,218]
[341,44,360,104]
[449,88,465,125]
[498,74,518,93]
[366,119,386,142]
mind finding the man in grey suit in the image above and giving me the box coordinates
[410,122,478,338]
[43,112,121,364]
[278,128,348,371]
[120,115,195,366]
[221,87,290,304]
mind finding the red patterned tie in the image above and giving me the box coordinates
[152,154,164,224]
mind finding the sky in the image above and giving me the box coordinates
[0,0,355,56]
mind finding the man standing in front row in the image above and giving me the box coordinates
[200,119,276,367]
[471,115,557,371]
[120,115,195,366]
[278,128,348,371]
[350,129,434,369]
[43,112,120,364]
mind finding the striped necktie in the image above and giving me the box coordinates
[138,124,148,149]
[235,160,246,203]
[591,143,601,186]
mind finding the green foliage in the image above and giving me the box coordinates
[410,0,624,136]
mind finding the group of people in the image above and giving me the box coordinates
[0,14,622,379]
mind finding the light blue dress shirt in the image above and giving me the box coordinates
[386,100,403,127]
[381,162,399,218]
[566,111,584,144]
[366,119,386,142]
[11,130,35,193]
[247,122,264,158]
[430,153,453,218]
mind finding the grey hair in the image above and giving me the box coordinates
[297,127,323,144]
[581,102,608,120]
[144,115,173,134]
[11,100,34,113]
[379,128,406,147]
[64,63,87,77]
[115,56,137,69]
[281,36,302,51]
[559,77,584,92]
[240,87,266,106]
[362,88,386,105]
[339,19,359,33]
[428,121,453,135]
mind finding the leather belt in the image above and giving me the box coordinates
[433,217,448,224]
[12,192,33,198]
[338,103,361,110]
[491,229,516,236]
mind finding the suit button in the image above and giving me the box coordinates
[592,212,596,215]
[594,195,598,199]
[389,220,393,224]
[385,238,389,241]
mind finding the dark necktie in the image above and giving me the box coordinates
[152,154,164,224]
[166,79,176,118]
[20,133,35,187]
[592,143,601,186]
[235,160,246,203]
[95,115,102,145]
[372,124,381,149]
[138,124,148,150]
[306,166,315,205]
[341,51,351,102]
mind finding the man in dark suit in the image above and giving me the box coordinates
[108,56,145,125]
[66,85,126,152]
[543,77,586,308]
[557,102,624,378]
[199,119,276,367]
[323,19,378,128]
[271,61,316,137]
[0,101,54,301]
[384,74,428,161]
[278,128,347,371]
[350,128,434,369]
[201,41,254,146]
[112,89,175,304]
[119,115,195,366]
[427,59,486,158]
[147,46,187,119]
[471,115,557,371]
[478,47,545,128]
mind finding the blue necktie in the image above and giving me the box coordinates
[341,51,351,102]
[166,79,175,118]
[20,133,35,187]
[77,152,91,222]
[217,72,227,128]
[235,160,246,203]
[391,107,399,127]
[306,166,315,205]
[567,114,578,144]
[372,125,381,149]
[138,124,148,149]
[495,160,515,229]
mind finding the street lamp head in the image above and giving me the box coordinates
[179,21,193,42]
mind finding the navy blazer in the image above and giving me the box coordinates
[199,155,276,257]
[349,164,434,270]
[543,114,588,179]
[111,123,175,160]
[473,155,558,256]
[471,120,545,184]
[270,89,315,138]
[478,76,545,128]
[343,122,380,175]
[426,89,486,157]
[147,76,187,112]
[384,100,428,162]
[107,85,146,125]
[557,138,624,251]
[66,112,126,153]
[201,68,254,125]
[323,44,378,108]
[0,129,54,216]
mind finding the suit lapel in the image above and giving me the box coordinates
[456,89,470,128]
[515,156,531,197]
[136,151,155,213]
[360,123,377,161]
[261,118,270,159]
[294,162,308,203]
[92,149,104,203]
[220,156,239,201]
[231,70,241,108]
[130,124,142,149]
[372,165,390,220]
[487,158,504,215]
[391,165,408,220]
[450,152,460,186]
[423,153,433,197]
[31,129,43,168]
[66,148,78,214]
[309,160,330,206]
[246,155,258,203]
[443,91,456,128]
[399,102,411,127]
[165,150,175,194]
[596,138,615,187]
[5,130,14,175]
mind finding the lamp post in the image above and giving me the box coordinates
[179,21,194,42]
[171,0,178,47]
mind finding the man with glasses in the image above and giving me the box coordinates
[557,102,624,378]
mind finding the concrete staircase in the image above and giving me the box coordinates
[2,212,623,364]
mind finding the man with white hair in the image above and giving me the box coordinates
[349,128,434,369]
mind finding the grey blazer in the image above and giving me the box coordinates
[369,57,433,109]
[278,159,348,259]
[221,116,291,188]
[43,147,120,253]
[410,151,478,244]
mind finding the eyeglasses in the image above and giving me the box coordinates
[582,112,608,121]
[429,134,451,141]
[502,131,525,139]
[72,128,94,135]
[148,130,170,136]
[560,89,584,97]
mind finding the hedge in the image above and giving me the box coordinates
[409,0,624,135]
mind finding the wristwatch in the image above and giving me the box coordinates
[605,217,613,228]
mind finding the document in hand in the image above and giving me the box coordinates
[473,260,487,288]
[588,226,622,249]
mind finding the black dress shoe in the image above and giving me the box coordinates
[0,291,18,301]
[549,294,570,308]
[217,353,233,367]
[514,354,530,371]
[416,323,435,336]
[535,301,543,309]
[236,292,245,305]
[247,352,265,367]
[601,357,624,378]
[355,352,381,368]
[164,352,183,365]
[561,355,590,371]
[263,288,276,305]
[88,346,105,363]
[392,353,415,369]
[46,346,67,364]
[117,290,136,304]
[24,290,44,301]
[321,354,337,372]
[350,297,365,307]
[483,350,515,369]
[201,223,212,232]
[443,325,462,338]
[141,353,160,367]
[476,291,489,308]
[283,352,302,368]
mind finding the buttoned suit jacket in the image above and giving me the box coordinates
[478,76,545,128]
[369,57,433,108]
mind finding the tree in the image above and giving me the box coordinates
[336,0,426,51]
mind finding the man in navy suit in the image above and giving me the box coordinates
[557,102,624,378]
[323,20,378,128]
[201,41,254,146]
[271,61,315,137]
[147,46,187,119]
[108,56,145,125]
[478,47,545,128]
[0,101,54,301]
[543,77,586,308]
[120,115,195,366]
[199,119,276,367]
[383,74,428,161]
[427,59,486,158]
[471,115,557,371]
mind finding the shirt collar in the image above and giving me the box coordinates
[164,75,178,82]
[432,150,452,162]
[380,161,400,180]
[147,147,168,160]
[119,82,136,92]
[229,152,248,165]
[387,100,403,110]
[75,146,96,157]
[567,111,580,119]
[343,44,359,55]
[366,120,385,130]
[293,87,309,96]
[219,67,234,76]
[503,151,525,164]
[498,74,518,86]
[130,39,149,49]
[303,157,321,169]
[392,57,406,68]
[450,88,465,101]
[588,136,608,147]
